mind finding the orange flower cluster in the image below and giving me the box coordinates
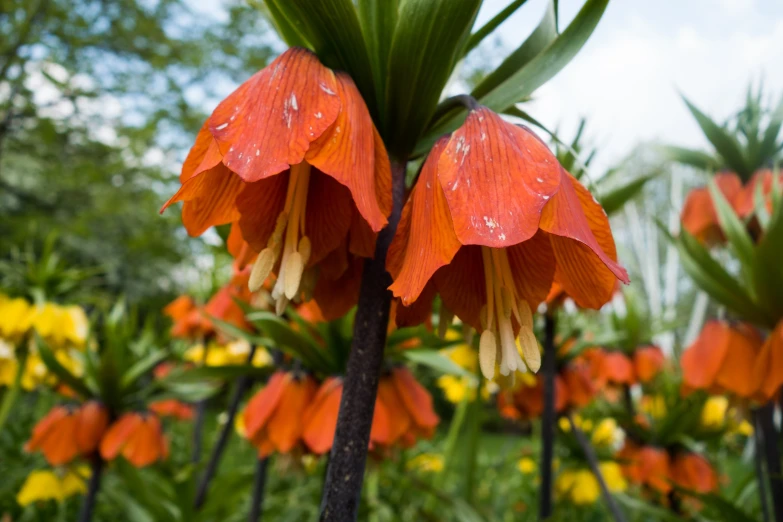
[682,320,783,402]
[162,47,391,319]
[26,402,108,465]
[583,345,666,387]
[681,169,782,243]
[241,368,438,457]
[619,444,718,495]
[99,413,169,467]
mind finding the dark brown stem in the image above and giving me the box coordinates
[194,345,257,509]
[248,457,269,522]
[754,408,772,522]
[77,454,104,522]
[568,413,628,522]
[758,401,783,522]
[318,159,406,521]
[539,313,556,520]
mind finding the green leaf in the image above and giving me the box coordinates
[259,0,311,48]
[263,0,377,115]
[472,0,557,101]
[598,173,657,216]
[752,195,783,323]
[615,494,684,522]
[681,95,750,178]
[120,351,167,391]
[688,491,758,522]
[659,144,720,172]
[385,0,482,156]
[358,0,399,122]
[402,349,474,378]
[464,0,530,55]
[707,180,756,276]
[759,93,783,161]
[36,337,94,398]
[160,364,272,384]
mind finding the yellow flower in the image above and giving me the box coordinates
[734,420,754,437]
[701,396,728,430]
[16,467,88,506]
[406,453,444,473]
[21,353,50,391]
[556,469,600,505]
[0,297,35,340]
[517,457,536,475]
[0,339,18,387]
[23,303,89,349]
[559,417,572,432]
[235,409,247,438]
[599,462,627,493]
[437,375,475,403]
[592,418,623,448]
[443,337,478,373]
[641,395,667,419]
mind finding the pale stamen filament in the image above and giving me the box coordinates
[248,162,312,315]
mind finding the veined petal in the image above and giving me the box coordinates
[376,377,411,445]
[162,164,244,236]
[244,372,289,438]
[388,137,461,305]
[433,246,486,331]
[236,171,289,253]
[304,170,354,265]
[393,282,436,328]
[267,376,315,453]
[313,256,363,321]
[681,321,730,390]
[100,414,142,461]
[181,121,224,183]
[714,323,763,398]
[754,322,783,400]
[391,367,439,430]
[302,378,343,455]
[541,171,628,308]
[210,48,340,181]
[506,230,556,307]
[438,108,561,247]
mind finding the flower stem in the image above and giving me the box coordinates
[318,159,406,522]
[757,401,783,522]
[567,412,628,522]
[194,345,257,509]
[754,408,772,522]
[0,345,27,433]
[78,455,104,522]
[247,456,269,522]
[538,313,556,520]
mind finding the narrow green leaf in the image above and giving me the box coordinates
[36,338,94,398]
[120,351,167,391]
[688,491,758,522]
[386,0,482,156]
[759,93,783,161]
[752,195,783,323]
[358,0,399,123]
[464,0,530,55]
[257,0,310,48]
[472,0,556,100]
[160,365,272,384]
[681,95,751,178]
[598,173,657,216]
[707,180,755,274]
[403,349,474,378]
[754,176,772,229]
[659,144,720,172]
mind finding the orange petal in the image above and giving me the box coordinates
[602,352,635,384]
[633,346,665,384]
[681,321,730,390]
[244,372,290,438]
[163,164,244,236]
[393,282,436,328]
[26,406,69,453]
[266,376,316,453]
[42,411,79,465]
[180,120,224,183]
[302,378,343,454]
[237,171,289,253]
[433,246,485,331]
[388,137,461,306]
[227,222,257,270]
[754,323,783,401]
[125,416,163,467]
[506,230,556,308]
[349,207,377,259]
[681,172,742,239]
[554,375,569,412]
[210,48,340,182]
[637,447,671,493]
[671,453,717,493]
[391,367,439,432]
[306,73,388,232]
[438,108,561,247]
[713,324,763,398]
[163,295,196,322]
[370,395,392,446]
[372,126,393,223]
[100,414,142,461]
[304,169,354,266]
[312,255,363,321]
[540,171,628,308]
[76,401,109,454]
[561,364,596,408]
[376,376,411,445]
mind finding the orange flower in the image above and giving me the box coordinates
[620,444,671,493]
[243,371,317,456]
[162,47,391,317]
[26,402,109,465]
[561,362,598,408]
[601,351,636,385]
[633,345,665,383]
[149,399,194,421]
[164,295,211,340]
[497,374,568,420]
[100,412,169,467]
[681,320,763,399]
[387,106,628,379]
[371,367,439,448]
[670,452,718,493]
[753,321,783,401]
[733,169,783,219]
[680,172,742,242]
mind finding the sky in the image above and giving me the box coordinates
[476,0,783,170]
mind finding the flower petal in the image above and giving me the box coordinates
[633,346,665,384]
[541,171,628,308]
[754,322,783,400]
[433,245,485,331]
[100,414,142,461]
[181,121,224,183]
[714,323,763,398]
[392,367,439,431]
[306,73,388,231]
[438,108,561,247]
[302,378,343,455]
[304,169,354,265]
[244,372,289,438]
[237,171,289,252]
[681,321,730,390]
[375,376,411,445]
[210,48,340,181]
[388,137,461,305]
[506,230,556,307]
[313,256,363,321]
[602,352,635,384]
[267,376,316,453]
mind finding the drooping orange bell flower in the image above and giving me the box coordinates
[601,351,636,386]
[26,401,109,465]
[243,370,317,457]
[681,320,763,399]
[162,47,391,317]
[100,412,169,467]
[733,169,783,219]
[670,452,718,493]
[497,373,568,420]
[753,321,783,401]
[387,106,628,380]
[680,172,743,242]
[149,399,194,421]
[164,295,211,340]
[561,361,599,408]
[633,345,665,383]
[619,444,671,494]
[372,367,440,448]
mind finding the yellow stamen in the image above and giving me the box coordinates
[479,330,497,379]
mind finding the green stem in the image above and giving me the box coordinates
[0,346,28,433]
[462,379,483,505]
[367,466,380,522]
